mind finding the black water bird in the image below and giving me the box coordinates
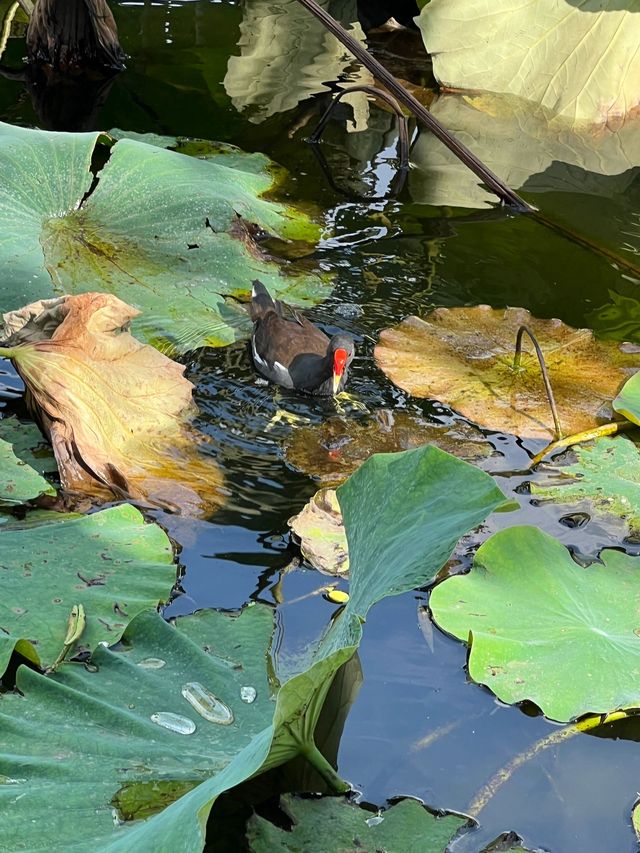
[249,280,355,396]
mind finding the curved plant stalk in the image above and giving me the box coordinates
[469,709,636,816]
[513,325,563,441]
[530,419,636,467]
[294,0,532,212]
[310,84,410,170]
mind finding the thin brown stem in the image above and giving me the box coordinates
[513,325,563,440]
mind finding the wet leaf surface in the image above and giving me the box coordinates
[0,293,224,516]
[246,795,466,852]
[530,436,640,537]
[0,417,56,506]
[375,307,639,440]
[0,503,175,675]
[430,526,640,722]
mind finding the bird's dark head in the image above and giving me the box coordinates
[329,333,355,394]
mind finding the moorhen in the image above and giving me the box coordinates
[249,280,355,395]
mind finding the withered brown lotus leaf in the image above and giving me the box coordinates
[374,306,640,440]
[288,488,348,577]
[0,293,223,516]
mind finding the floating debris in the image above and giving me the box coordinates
[150,712,196,735]
[181,682,234,725]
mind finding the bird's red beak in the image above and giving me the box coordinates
[332,348,348,395]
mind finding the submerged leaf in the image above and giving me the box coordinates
[430,526,640,721]
[418,0,640,126]
[289,488,349,576]
[0,503,176,675]
[246,795,466,853]
[530,436,640,536]
[0,293,224,516]
[285,410,492,487]
[375,307,640,440]
[0,121,330,350]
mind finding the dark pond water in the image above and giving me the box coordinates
[1,2,640,851]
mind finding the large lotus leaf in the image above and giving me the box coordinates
[0,293,224,516]
[0,418,56,506]
[417,0,640,126]
[409,93,640,210]
[246,795,466,852]
[0,120,330,350]
[374,307,640,440]
[0,443,507,850]
[530,437,640,535]
[430,526,640,721]
[285,411,492,487]
[0,503,175,676]
[613,371,640,426]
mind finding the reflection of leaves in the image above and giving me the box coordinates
[247,795,466,853]
[1,293,224,516]
[410,93,640,210]
[374,306,640,440]
[223,0,373,127]
[430,526,640,722]
[0,121,330,351]
[0,503,176,676]
[417,1,640,126]
[530,437,640,536]
[285,411,492,487]
[0,443,506,849]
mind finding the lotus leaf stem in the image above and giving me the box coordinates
[469,709,636,816]
[294,0,532,212]
[513,325,563,441]
[530,419,636,468]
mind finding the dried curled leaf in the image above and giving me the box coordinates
[0,293,223,516]
[375,306,640,440]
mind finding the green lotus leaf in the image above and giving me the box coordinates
[613,371,640,426]
[246,795,467,852]
[0,121,330,351]
[417,0,640,126]
[0,444,506,850]
[0,503,176,675]
[430,526,640,722]
[374,306,640,440]
[0,417,56,506]
[530,436,640,536]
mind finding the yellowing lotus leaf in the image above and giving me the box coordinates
[285,410,492,487]
[418,0,640,126]
[374,306,640,440]
[288,488,349,576]
[0,293,223,516]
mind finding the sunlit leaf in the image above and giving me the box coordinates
[0,293,224,516]
[289,488,349,576]
[613,371,640,426]
[375,306,640,440]
[417,0,640,126]
[0,503,176,675]
[0,120,330,351]
[430,526,640,721]
[246,795,467,852]
[530,436,640,536]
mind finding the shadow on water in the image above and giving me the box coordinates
[1,0,639,850]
